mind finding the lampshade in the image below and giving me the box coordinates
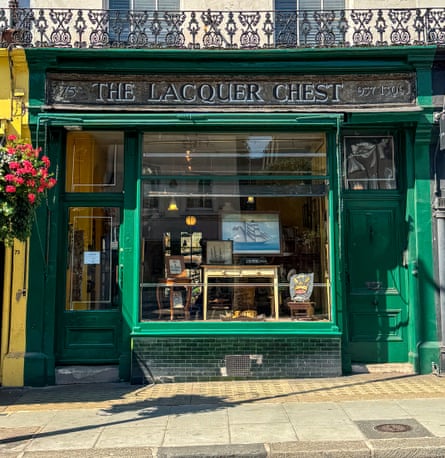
[185,215,197,226]
[167,198,179,211]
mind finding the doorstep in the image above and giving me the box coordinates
[55,365,120,384]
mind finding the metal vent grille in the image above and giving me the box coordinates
[225,355,251,377]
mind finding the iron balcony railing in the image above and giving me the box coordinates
[0,7,444,50]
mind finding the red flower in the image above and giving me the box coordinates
[21,160,34,173]
[47,178,57,188]
[27,193,36,204]
[5,185,16,193]
[7,134,17,142]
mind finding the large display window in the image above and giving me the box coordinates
[140,131,331,322]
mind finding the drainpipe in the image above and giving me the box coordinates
[433,110,445,372]
[434,196,445,371]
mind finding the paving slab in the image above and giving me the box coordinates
[229,422,298,444]
[2,373,445,457]
[338,399,412,420]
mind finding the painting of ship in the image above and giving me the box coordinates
[206,240,233,265]
[221,213,281,255]
[232,222,272,243]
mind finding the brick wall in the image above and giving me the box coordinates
[131,335,342,383]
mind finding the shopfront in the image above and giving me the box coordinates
[21,47,438,385]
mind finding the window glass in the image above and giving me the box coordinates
[343,136,397,190]
[108,0,179,44]
[140,132,331,322]
[65,131,124,192]
[142,132,326,176]
[275,0,345,46]
[66,207,120,311]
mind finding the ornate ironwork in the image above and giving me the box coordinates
[1,7,444,49]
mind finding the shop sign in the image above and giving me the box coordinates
[46,73,415,109]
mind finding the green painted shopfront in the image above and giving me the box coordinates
[20,40,439,385]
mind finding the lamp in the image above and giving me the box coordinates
[167,197,179,211]
[185,215,197,226]
[247,196,255,204]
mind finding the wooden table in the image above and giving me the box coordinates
[288,301,315,319]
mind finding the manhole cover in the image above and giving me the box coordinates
[374,423,412,433]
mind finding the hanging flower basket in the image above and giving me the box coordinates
[0,135,56,246]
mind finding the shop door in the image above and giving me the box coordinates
[345,200,409,363]
[57,207,122,363]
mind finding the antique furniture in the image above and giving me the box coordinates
[201,264,279,320]
[156,278,192,320]
[288,301,315,319]
[287,272,315,319]
[156,256,192,320]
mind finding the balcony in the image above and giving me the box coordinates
[0,7,444,50]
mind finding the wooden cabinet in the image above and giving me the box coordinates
[201,265,280,320]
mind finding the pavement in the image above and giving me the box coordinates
[3,372,445,457]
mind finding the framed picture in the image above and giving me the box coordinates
[166,255,185,277]
[206,240,233,265]
[343,136,396,190]
[220,212,281,255]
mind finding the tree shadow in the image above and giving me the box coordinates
[0,393,231,446]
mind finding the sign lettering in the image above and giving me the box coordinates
[46,73,416,109]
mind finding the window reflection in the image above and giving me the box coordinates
[142,132,326,176]
[140,132,330,322]
[66,131,124,192]
[66,207,120,311]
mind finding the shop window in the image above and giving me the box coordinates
[140,131,331,323]
[142,132,326,176]
[65,131,124,192]
[66,207,120,311]
[343,136,397,190]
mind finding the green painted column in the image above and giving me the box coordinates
[412,56,439,373]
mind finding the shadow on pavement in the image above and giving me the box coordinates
[0,372,426,409]
[0,394,231,445]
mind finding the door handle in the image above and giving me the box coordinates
[118,264,124,288]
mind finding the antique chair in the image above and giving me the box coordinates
[156,256,192,320]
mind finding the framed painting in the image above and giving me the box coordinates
[220,212,281,255]
[206,240,233,265]
[166,255,185,277]
[343,136,396,190]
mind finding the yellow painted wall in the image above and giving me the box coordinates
[0,48,30,387]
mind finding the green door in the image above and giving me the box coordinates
[56,206,122,363]
[345,200,409,363]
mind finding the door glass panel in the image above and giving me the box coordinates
[343,136,397,190]
[66,207,120,311]
[65,131,124,192]
[140,131,331,322]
